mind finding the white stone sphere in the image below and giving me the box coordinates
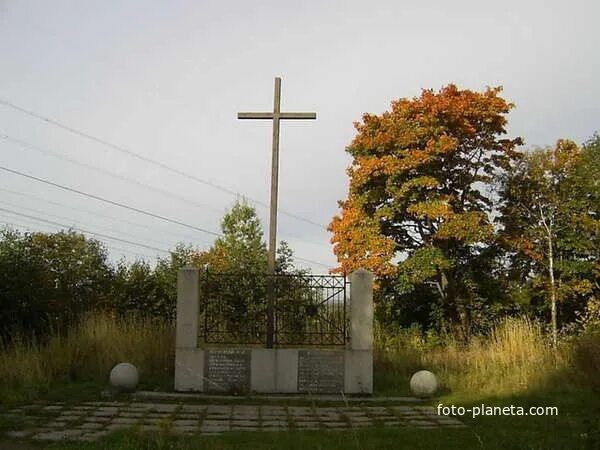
[410,370,438,397]
[109,363,139,392]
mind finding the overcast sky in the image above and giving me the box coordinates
[0,0,598,271]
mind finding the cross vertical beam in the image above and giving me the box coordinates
[238,77,316,347]
[269,77,281,279]
[265,78,281,349]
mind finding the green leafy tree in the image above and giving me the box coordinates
[498,138,599,344]
[195,201,306,342]
[110,243,201,322]
[198,201,267,273]
[0,229,112,339]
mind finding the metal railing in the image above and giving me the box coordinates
[199,272,348,347]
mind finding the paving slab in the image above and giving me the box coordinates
[292,415,318,422]
[294,421,320,428]
[348,417,373,423]
[174,425,198,433]
[200,424,230,433]
[78,431,111,442]
[176,413,202,420]
[150,404,179,413]
[32,429,85,441]
[58,414,85,421]
[45,421,68,428]
[77,422,104,430]
[105,423,131,431]
[92,410,119,417]
[180,405,207,412]
[173,419,198,426]
[138,425,161,432]
[5,431,33,438]
[120,411,146,418]
[2,400,467,442]
[112,417,140,425]
[142,417,167,425]
[261,420,287,426]
[207,405,233,414]
[323,422,347,428]
[84,416,111,424]
[408,419,437,426]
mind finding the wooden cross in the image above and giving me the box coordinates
[238,77,316,347]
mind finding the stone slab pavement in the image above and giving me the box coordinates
[2,401,466,442]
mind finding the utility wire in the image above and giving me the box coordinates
[0,134,225,216]
[0,217,157,260]
[0,166,333,268]
[0,98,327,230]
[0,165,222,237]
[0,198,179,250]
[0,135,329,248]
[0,207,169,254]
[0,186,210,245]
[0,216,330,268]
[293,256,332,269]
[0,204,331,268]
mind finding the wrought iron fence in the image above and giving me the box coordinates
[199,272,348,347]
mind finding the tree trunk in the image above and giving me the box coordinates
[547,233,558,347]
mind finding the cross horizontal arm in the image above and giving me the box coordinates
[279,112,316,120]
[237,112,317,120]
[238,112,273,119]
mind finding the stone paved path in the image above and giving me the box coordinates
[3,402,466,442]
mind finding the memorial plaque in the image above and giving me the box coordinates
[204,349,250,393]
[298,350,344,393]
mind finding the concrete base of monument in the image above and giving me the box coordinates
[174,347,373,394]
[133,391,425,403]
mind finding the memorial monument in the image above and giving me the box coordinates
[174,78,373,394]
[174,267,374,394]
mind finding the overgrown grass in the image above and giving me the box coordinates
[0,312,174,404]
[1,313,599,448]
[1,312,598,406]
[374,316,599,399]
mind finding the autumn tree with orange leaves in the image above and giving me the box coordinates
[329,85,522,330]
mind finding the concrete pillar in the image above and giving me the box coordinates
[349,268,374,350]
[175,266,200,349]
[175,266,202,391]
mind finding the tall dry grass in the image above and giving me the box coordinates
[1,312,597,404]
[0,312,174,403]
[375,317,578,398]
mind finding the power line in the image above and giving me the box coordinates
[0,186,210,245]
[294,256,332,269]
[0,98,327,230]
[0,207,170,254]
[0,216,164,260]
[0,165,222,237]
[0,134,225,216]
[0,166,333,268]
[0,216,331,268]
[0,217,157,260]
[0,198,180,250]
[0,134,329,249]
[0,206,331,269]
